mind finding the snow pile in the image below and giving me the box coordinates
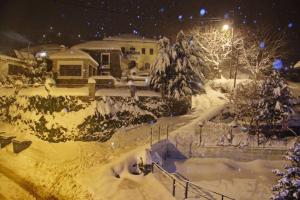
[77,147,174,200]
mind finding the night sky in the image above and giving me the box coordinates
[0,0,300,63]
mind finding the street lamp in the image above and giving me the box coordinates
[198,121,204,145]
[222,24,230,31]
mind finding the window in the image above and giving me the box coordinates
[129,60,137,69]
[59,65,82,76]
[142,48,146,54]
[150,48,154,55]
[8,64,26,75]
[121,47,126,54]
[130,47,136,52]
[101,53,110,67]
[144,63,151,70]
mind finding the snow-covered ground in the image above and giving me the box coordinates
[164,158,287,200]
[0,82,293,199]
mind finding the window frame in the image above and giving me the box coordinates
[150,48,154,55]
[101,53,110,69]
[59,64,83,78]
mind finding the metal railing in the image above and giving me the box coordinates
[152,162,235,200]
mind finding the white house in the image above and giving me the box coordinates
[49,49,98,85]
[103,34,158,72]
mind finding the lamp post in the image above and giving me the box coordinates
[223,21,238,88]
[198,121,204,145]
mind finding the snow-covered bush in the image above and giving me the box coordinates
[271,142,300,200]
[0,95,168,143]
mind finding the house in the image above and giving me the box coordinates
[49,49,98,86]
[71,41,122,78]
[103,34,158,73]
[18,44,66,59]
[72,34,158,79]
[0,54,27,76]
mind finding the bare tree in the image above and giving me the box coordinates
[187,25,243,79]
[237,25,287,78]
[187,25,287,80]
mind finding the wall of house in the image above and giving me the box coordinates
[106,41,158,71]
[0,61,9,75]
[82,49,121,78]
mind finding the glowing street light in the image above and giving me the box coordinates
[222,24,230,31]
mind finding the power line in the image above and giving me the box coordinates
[46,0,226,22]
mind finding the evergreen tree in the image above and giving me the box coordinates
[168,31,202,100]
[257,71,292,130]
[271,142,300,200]
[150,31,203,100]
[150,37,172,96]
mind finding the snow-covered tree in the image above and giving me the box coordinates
[150,37,172,97]
[187,26,243,79]
[237,25,287,78]
[168,31,202,99]
[257,71,292,129]
[150,31,203,100]
[271,142,300,200]
[0,58,49,88]
[187,25,286,80]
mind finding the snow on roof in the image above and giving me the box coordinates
[0,54,23,63]
[19,44,66,54]
[49,49,98,67]
[72,41,122,51]
[294,61,300,69]
[103,34,158,43]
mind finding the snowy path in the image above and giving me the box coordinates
[0,164,38,200]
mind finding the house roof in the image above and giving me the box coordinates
[0,54,23,63]
[103,34,157,43]
[294,61,300,69]
[71,41,122,51]
[49,49,98,67]
[19,44,66,54]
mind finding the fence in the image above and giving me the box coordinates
[152,162,235,200]
[149,124,171,147]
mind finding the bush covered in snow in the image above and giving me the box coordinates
[0,95,168,142]
[271,142,300,200]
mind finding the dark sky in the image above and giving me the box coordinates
[0,0,300,62]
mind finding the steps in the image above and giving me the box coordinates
[0,134,31,153]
